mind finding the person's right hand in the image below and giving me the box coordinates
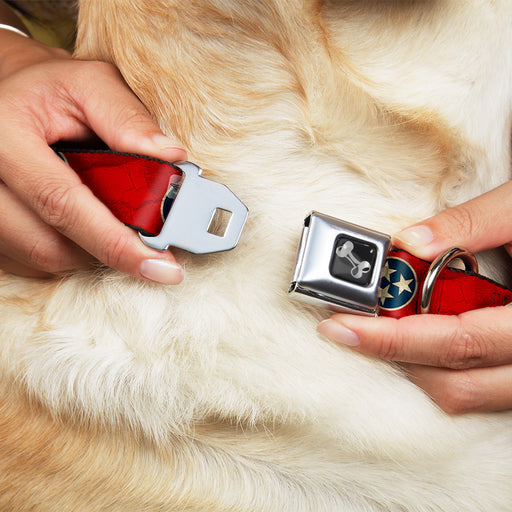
[318,180,512,414]
[0,29,187,283]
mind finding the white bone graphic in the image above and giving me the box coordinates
[336,240,372,279]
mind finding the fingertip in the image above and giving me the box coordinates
[139,258,184,285]
[317,318,360,347]
[393,225,433,249]
[114,132,187,164]
[149,134,187,161]
[393,182,512,258]
[106,114,187,160]
[318,314,408,360]
[392,224,444,260]
[74,66,188,163]
[109,226,186,284]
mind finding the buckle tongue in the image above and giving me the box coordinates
[139,161,248,254]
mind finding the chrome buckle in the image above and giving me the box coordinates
[139,161,248,254]
[289,212,391,316]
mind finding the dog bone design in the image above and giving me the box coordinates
[336,240,372,279]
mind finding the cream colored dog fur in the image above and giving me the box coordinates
[1,1,512,510]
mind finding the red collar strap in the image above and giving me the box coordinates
[289,211,512,318]
[59,149,183,236]
[378,248,512,318]
[57,148,248,254]
[57,154,511,318]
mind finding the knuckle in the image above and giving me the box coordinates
[76,60,119,81]
[375,338,398,360]
[442,317,487,369]
[442,204,477,241]
[33,182,82,231]
[116,103,154,129]
[436,371,483,415]
[67,61,123,105]
[374,329,404,361]
[101,232,131,271]
[112,109,150,142]
[28,239,66,274]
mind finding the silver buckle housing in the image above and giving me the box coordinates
[140,161,248,254]
[289,212,391,316]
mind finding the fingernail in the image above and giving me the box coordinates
[139,259,184,285]
[394,225,434,248]
[317,319,360,347]
[151,134,187,160]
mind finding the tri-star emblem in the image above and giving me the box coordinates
[378,257,418,311]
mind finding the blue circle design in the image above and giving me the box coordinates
[379,257,417,311]
[54,151,68,165]
[160,179,183,221]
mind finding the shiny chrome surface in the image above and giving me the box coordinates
[420,247,478,314]
[140,161,248,254]
[289,212,391,316]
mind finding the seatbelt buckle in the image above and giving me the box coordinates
[289,211,391,316]
[139,161,249,254]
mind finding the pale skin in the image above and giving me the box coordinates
[318,181,512,414]
[0,9,186,284]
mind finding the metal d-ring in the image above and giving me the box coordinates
[420,247,479,314]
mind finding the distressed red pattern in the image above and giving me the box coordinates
[58,150,512,317]
[61,150,182,236]
[380,249,512,318]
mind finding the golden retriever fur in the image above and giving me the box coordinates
[1,0,512,510]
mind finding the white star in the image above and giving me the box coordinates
[394,274,413,296]
[378,283,394,305]
[381,262,396,282]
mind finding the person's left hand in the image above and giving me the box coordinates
[0,30,187,282]
[317,180,512,414]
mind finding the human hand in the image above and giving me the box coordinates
[0,30,186,282]
[318,180,512,414]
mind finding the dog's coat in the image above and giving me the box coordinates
[1,1,512,510]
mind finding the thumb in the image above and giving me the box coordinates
[393,181,512,260]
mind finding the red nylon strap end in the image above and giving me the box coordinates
[59,149,182,236]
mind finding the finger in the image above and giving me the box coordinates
[404,363,512,414]
[0,253,53,278]
[2,59,186,161]
[392,180,512,260]
[0,142,184,284]
[60,61,187,162]
[0,60,185,284]
[317,306,512,369]
[0,182,93,272]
